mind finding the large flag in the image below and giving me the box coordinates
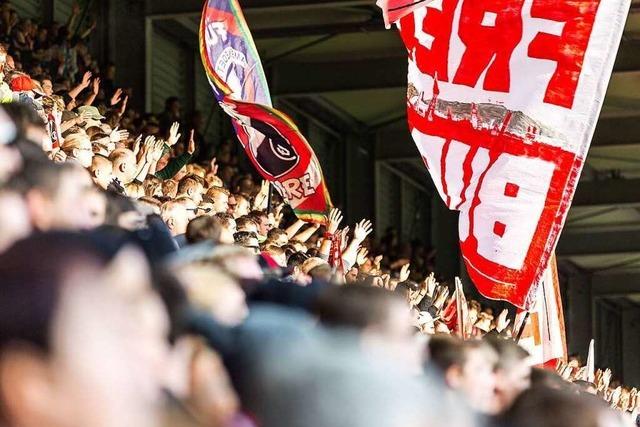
[516,255,567,367]
[199,0,332,223]
[384,0,630,308]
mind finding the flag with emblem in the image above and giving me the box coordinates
[200,0,333,223]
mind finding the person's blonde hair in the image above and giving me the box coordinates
[162,179,178,198]
[144,176,162,197]
[125,182,145,199]
[61,130,90,153]
[186,164,206,178]
[108,148,135,164]
[206,185,230,199]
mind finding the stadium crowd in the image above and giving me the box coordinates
[0,2,638,427]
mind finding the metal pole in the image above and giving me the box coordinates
[266,182,274,214]
[515,312,530,343]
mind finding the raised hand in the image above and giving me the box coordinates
[610,386,622,408]
[409,279,428,307]
[167,122,181,147]
[629,388,638,412]
[143,135,157,162]
[353,219,373,242]
[374,274,392,290]
[152,139,165,162]
[81,71,92,88]
[253,179,270,210]
[339,226,350,252]
[495,309,511,333]
[209,157,219,175]
[425,273,437,298]
[110,88,123,106]
[372,255,383,272]
[187,129,196,155]
[356,247,369,266]
[326,208,343,235]
[274,203,285,226]
[601,369,612,391]
[132,134,143,157]
[399,263,411,282]
[118,95,129,116]
[91,77,101,95]
[110,127,129,143]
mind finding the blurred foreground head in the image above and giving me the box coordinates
[316,285,420,368]
[0,233,169,427]
[428,335,498,414]
[502,386,631,427]
[235,306,476,427]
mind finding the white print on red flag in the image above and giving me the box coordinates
[392,0,630,308]
[516,255,567,367]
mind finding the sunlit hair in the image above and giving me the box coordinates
[125,181,145,199]
[206,185,230,198]
[162,179,178,198]
[178,174,205,196]
[186,164,206,178]
[143,176,162,197]
[108,148,135,164]
[61,129,90,153]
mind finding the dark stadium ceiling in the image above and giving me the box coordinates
[148,0,640,289]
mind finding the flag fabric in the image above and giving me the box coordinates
[441,277,469,338]
[200,0,333,224]
[454,277,468,339]
[584,339,595,383]
[441,294,457,331]
[390,0,630,308]
[516,255,567,367]
[376,0,437,29]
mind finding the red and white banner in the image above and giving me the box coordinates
[389,0,630,308]
[516,255,567,367]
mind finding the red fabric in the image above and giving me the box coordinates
[377,0,436,27]
[224,97,333,224]
[10,75,35,92]
[441,296,457,330]
[260,252,279,270]
[392,0,628,308]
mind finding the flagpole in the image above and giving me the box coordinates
[515,312,530,343]
[266,182,273,215]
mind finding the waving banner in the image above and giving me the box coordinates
[385,0,629,308]
[200,0,332,223]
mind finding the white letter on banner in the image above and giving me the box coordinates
[473,154,555,270]
[458,147,491,241]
